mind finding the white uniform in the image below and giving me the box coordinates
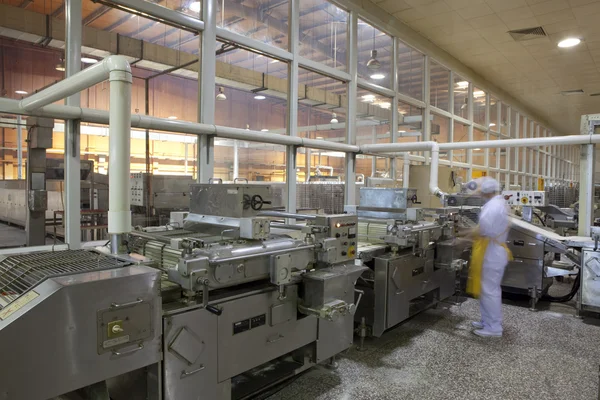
[478,194,510,334]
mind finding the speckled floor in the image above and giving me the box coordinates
[267,285,600,400]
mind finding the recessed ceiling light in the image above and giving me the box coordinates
[168,116,177,119]
[370,73,385,80]
[81,57,98,64]
[189,1,201,13]
[15,90,28,95]
[558,38,581,48]
[254,94,266,100]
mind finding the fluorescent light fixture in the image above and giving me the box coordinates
[15,90,28,95]
[330,113,338,124]
[456,81,468,89]
[370,73,385,80]
[558,38,581,48]
[254,94,266,100]
[189,1,201,12]
[474,148,481,150]
[316,136,324,139]
[378,102,391,109]
[473,90,485,98]
[261,129,269,132]
[81,57,98,64]
[398,130,406,133]
[168,116,177,119]
[489,123,496,127]
[270,59,280,64]
[362,94,375,102]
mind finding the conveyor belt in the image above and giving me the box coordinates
[0,250,128,309]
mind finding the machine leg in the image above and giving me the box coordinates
[529,286,538,311]
[325,355,339,370]
[357,317,367,352]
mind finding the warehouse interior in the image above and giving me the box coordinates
[0,0,599,399]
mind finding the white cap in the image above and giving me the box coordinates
[480,177,500,194]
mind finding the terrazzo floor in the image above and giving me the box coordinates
[266,285,600,400]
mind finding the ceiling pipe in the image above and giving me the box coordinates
[13,55,133,254]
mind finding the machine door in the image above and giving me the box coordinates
[163,308,218,400]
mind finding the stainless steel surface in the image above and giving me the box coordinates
[190,184,274,218]
[0,249,128,308]
[359,188,417,210]
[581,249,600,309]
[163,307,218,400]
[0,263,161,400]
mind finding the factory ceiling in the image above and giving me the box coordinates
[370,0,600,135]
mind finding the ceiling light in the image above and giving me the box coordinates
[15,90,27,95]
[316,136,324,139]
[362,94,375,102]
[168,116,177,119]
[398,130,406,133]
[55,61,65,71]
[370,73,385,80]
[378,102,391,109]
[246,124,250,130]
[270,59,280,64]
[489,123,496,127]
[189,1,201,13]
[558,38,581,48]
[473,90,485,98]
[474,148,481,151]
[216,86,227,101]
[81,57,98,64]
[254,94,266,100]
[261,129,269,132]
[330,113,338,124]
[456,81,468,89]
[366,50,381,70]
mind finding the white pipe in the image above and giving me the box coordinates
[233,140,239,179]
[20,57,131,112]
[316,165,333,176]
[16,115,22,179]
[403,153,410,189]
[108,69,133,237]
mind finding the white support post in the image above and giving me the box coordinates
[467,83,473,181]
[423,55,431,165]
[64,0,82,249]
[16,115,23,179]
[505,105,511,188]
[285,0,299,215]
[197,0,216,182]
[390,36,399,181]
[344,12,358,207]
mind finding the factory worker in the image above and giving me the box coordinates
[467,177,512,338]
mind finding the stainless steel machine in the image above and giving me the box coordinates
[348,188,468,338]
[0,183,367,400]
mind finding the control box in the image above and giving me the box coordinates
[130,172,145,206]
[317,215,358,262]
[502,190,547,207]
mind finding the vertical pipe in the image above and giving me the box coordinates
[305,148,311,182]
[448,70,454,167]
[285,0,299,216]
[16,115,23,179]
[403,153,410,189]
[370,126,376,177]
[423,55,431,164]
[390,36,399,181]
[197,0,216,182]
[344,11,358,208]
[144,79,151,222]
[232,140,239,180]
[108,71,133,254]
[184,142,189,175]
[467,83,473,181]
[64,0,82,249]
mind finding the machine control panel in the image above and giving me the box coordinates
[328,215,358,261]
[502,190,547,207]
[130,172,145,206]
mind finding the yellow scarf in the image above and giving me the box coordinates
[466,229,513,298]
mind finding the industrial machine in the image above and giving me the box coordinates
[347,187,469,338]
[0,183,367,400]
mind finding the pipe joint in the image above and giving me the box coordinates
[103,55,133,75]
[109,70,133,84]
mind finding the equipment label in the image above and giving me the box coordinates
[103,335,130,348]
[233,313,266,335]
[0,290,39,320]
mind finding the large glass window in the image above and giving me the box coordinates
[215,46,287,132]
[432,113,450,160]
[398,41,424,101]
[298,68,347,142]
[500,103,509,136]
[430,61,449,111]
[398,101,424,143]
[299,1,348,70]
[356,88,391,146]
[473,128,486,167]
[473,86,486,126]
[453,122,468,164]
[217,0,289,50]
[357,20,392,88]
[490,96,499,132]
[453,75,469,118]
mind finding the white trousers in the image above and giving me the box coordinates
[479,245,508,333]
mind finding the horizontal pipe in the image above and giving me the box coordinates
[259,211,318,220]
[20,56,131,112]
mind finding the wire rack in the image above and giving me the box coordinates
[0,250,127,309]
